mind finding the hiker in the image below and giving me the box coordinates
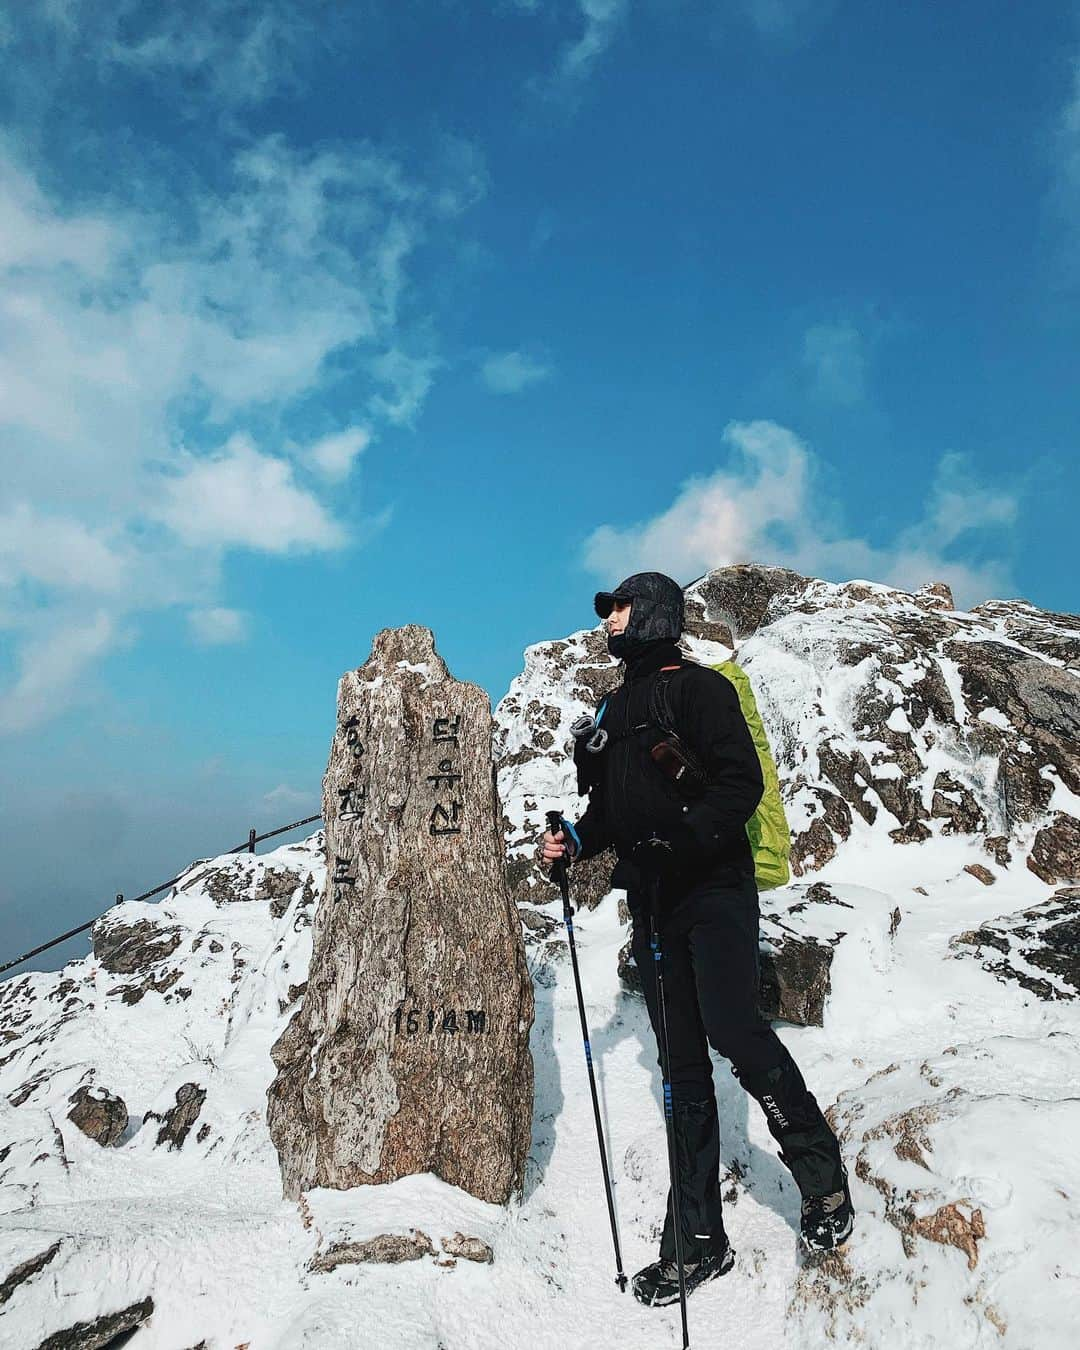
[541,572,853,1308]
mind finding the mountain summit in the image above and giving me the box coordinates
[1,565,1078,1349]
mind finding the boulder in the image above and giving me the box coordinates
[35,1298,154,1350]
[268,626,534,1205]
[0,1241,61,1308]
[308,1231,435,1271]
[66,1086,127,1148]
[92,919,181,976]
[758,937,833,1027]
[757,881,856,1026]
[440,1232,493,1263]
[792,1037,1080,1347]
[1027,812,1080,884]
[692,564,812,640]
[951,887,1080,1000]
[271,871,314,920]
[144,1083,206,1149]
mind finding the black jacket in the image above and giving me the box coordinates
[573,642,765,890]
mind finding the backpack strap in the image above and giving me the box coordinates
[649,661,701,737]
[649,668,679,737]
[648,663,712,782]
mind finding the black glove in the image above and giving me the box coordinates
[632,818,712,881]
[631,835,681,880]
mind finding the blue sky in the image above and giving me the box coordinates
[1,0,1078,973]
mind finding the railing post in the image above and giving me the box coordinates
[248,827,257,854]
[115,892,124,906]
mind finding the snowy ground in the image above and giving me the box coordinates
[2,830,1078,1349]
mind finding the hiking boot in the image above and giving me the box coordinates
[800,1173,854,1252]
[631,1241,735,1307]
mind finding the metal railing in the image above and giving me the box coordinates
[0,813,323,979]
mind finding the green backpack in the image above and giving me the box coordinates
[711,661,791,891]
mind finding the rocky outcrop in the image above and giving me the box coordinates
[308,1231,435,1271]
[67,1085,127,1147]
[951,888,1080,1000]
[931,771,986,834]
[92,919,182,976]
[793,1037,1080,1346]
[758,936,833,1026]
[144,1082,207,1149]
[518,907,560,942]
[495,566,1079,892]
[495,625,622,914]
[268,627,534,1205]
[757,881,867,1026]
[910,1202,986,1271]
[0,1241,61,1307]
[1027,812,1080,884]
[35,1298,154,1349]
[271,871,315,920]
[440,1232,493,1263]
[171,853,306,908]
[692,564,812,640]
[90,916,185,1005]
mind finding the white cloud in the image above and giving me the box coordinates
[0,127,482,733]
[11,0,333,110]
[480,349,552,394]
[0,135,417,514]
[305,427,372,481]
[559,0,629,83]
[736,0,835,39]
[583,419,1018,608]
[0,610,114,734]
[428,135,491,219]
[0,505,128,593]
[187,607,251,646]
[0,155,115,273]
[802,320,867,405]
[518,0,829,93]
[261,783,318,814]
[369,348,442,426]
[154,435,347,553]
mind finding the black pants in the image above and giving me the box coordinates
[629,871,844,1263]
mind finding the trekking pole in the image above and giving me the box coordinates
[646,857,691,1349]
[545,810,628,1293]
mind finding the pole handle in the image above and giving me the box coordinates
[545,810,572,910]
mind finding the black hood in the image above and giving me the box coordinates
[594,571,684,662]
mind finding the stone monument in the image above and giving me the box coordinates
[267,626,534,1205]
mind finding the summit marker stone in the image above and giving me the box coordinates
[267,626,534,1204]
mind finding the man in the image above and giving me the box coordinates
[541,572,853,1308]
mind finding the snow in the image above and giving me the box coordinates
[2,824,1076,1349]
[886,706,911,733]
[977,707,1010,729]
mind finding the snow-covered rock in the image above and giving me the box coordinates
[792,1036,1080,1348]
[951,886,1080,1001]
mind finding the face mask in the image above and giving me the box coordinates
[608,630,653,661]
